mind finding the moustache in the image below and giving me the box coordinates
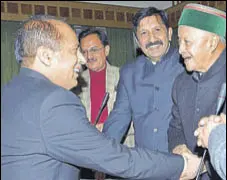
[87,58,96,62]
[145,41,163,49]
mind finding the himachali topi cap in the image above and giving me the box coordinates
[178,3,226,37]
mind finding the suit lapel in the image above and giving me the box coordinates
[80,70,91,121]
[106,63,118,113]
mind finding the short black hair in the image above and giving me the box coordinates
[132,7,169,34]
[78,28,109,46]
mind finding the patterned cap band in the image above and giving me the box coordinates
[178,3,226,37]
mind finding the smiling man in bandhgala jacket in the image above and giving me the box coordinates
[103,7,185,175]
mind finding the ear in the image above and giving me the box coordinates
[210,35,219,52]
[134,33,141,48]
[168,27,173,41]
[36,46,55,66]
[104,45,110,56]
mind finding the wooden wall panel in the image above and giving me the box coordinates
[7,2,18,14]
[94,10,104,20]
[21,4,32,15]
[1,1,141,29]
[47,6,57,16]
[34,5,45,15]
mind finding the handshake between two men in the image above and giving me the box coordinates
[172,113,226,180]
[95,114,227,180]
[93,145,202,180]
[90,114,227,180]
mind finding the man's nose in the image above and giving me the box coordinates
[179,42,185,55]
[148,31,157,42]
[86,51,95,60]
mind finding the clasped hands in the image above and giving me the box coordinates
[194,113,226,148]
[94,114,226,180]
[173,144,202,180]
[177,113,226,180]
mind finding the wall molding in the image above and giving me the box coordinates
[1,1,226,29]
[1,1,141,29]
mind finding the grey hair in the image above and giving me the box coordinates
[15,15,65,64]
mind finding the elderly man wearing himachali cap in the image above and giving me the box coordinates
[168,3,226,180]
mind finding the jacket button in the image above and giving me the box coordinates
[155,86,160,91]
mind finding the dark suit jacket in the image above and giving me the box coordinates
[1,67,184,180]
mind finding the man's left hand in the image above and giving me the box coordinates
[194,113,226,148]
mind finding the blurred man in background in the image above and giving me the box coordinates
[77,28,134,179]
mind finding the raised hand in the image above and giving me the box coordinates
[194,113,226,148]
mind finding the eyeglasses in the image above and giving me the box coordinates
[81,46,104,56]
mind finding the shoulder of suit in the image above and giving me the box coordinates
[43,86,80,106]
[39,87,84,120]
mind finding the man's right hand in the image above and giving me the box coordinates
[180,153,201,180]
[173,144,207,175]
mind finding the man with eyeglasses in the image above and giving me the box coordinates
[74,28,135,180]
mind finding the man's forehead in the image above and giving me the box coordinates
[179,25,210,34]
[138,15,165,29]
[140,15,163,24]
[178,25,213,40]
[81,34,102,47]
